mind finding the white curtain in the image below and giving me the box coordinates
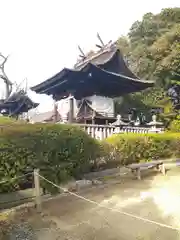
[57,95,114,120]
[85,95,114,117]
[57,96,78,121]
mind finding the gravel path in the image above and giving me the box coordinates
[2,167,180,240]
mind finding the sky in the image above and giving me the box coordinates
[0,0,179,113]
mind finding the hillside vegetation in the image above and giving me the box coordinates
[116,8,180,126]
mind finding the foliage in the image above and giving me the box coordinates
[114,94,151,116]
[0,123,101,193]
[105,133,180,165]
[169,116,180,132]
[126,8,180,81]
[116,8,180,120]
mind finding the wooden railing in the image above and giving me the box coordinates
[73,124,164,140]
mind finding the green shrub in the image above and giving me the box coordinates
[90,141,120,171]
[105,133,180,165]
[169,117,180,132]
[0,123,101,193]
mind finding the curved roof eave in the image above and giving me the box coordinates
[94,64,154,85]
[30,63,154,100]
[30,68,72,92]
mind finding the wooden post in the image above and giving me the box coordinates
[34,169,42,212]
[92,110,96,124]
[53,101,58,123]
[161,163,166,175]
[68,96,74,123]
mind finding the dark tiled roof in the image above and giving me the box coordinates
[0,90,39,115]
[31,42,154,99]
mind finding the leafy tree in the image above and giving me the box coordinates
[116,7,180,126]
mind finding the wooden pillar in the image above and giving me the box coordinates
[84,101,87,120]
[53,101,58,123]
[34,169,41,212]
[112,100,115,118]
[68,96,74,123]
[92,110,96,124]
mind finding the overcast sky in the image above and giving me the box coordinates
[0,0,179,112]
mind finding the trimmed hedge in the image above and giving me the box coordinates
[105,133,180,165]
[2,120,180,194]
[0,123,101,193]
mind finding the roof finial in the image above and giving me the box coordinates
[78,45,86,59]
[96,33,105,49]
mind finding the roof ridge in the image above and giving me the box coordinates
[74,41,116,69]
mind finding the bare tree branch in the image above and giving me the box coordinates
[0,53,13,99]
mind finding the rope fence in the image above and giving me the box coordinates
[37,172,179,232]
[0,169,179,233]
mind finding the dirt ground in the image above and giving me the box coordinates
[2,165,180,240]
